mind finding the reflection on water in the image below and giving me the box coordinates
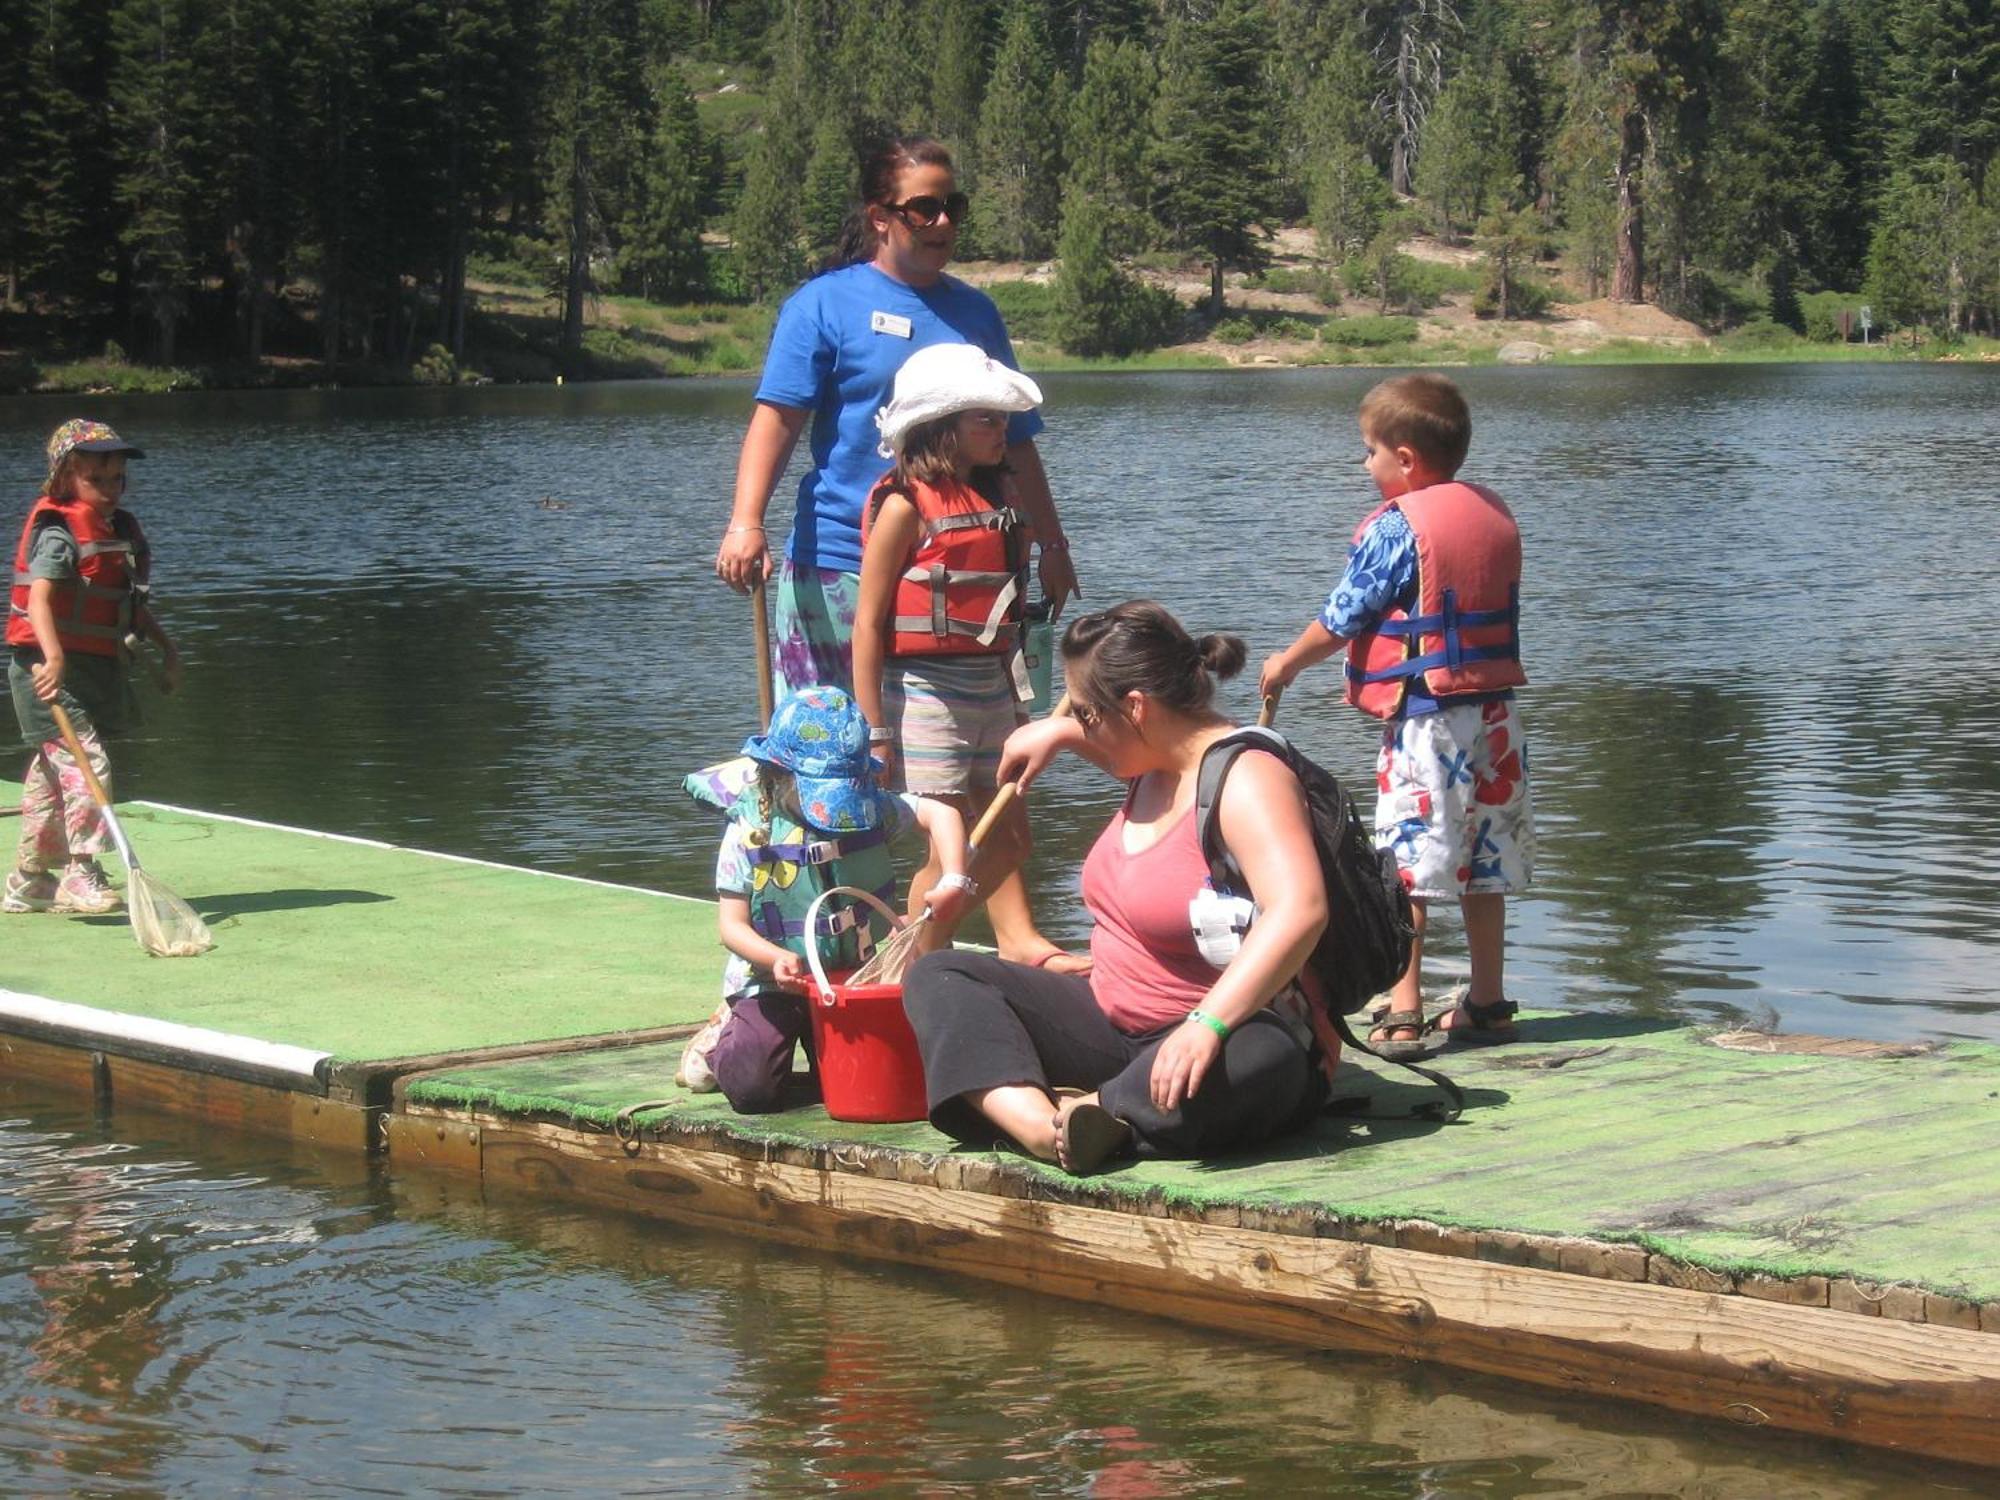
[0,1084,1977,1495]
[4,364,1995,1041]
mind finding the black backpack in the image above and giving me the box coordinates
[1195,726,1460,1119]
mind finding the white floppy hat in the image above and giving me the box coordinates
[876,342,1043,457]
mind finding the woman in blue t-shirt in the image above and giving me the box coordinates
[715,133,1079,690]
[715,134,1085,972]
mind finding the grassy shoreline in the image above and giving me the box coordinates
[5,287,1992,398]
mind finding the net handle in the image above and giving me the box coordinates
[48,701,138,872]
[801,885,905,1005]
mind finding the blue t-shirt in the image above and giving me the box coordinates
[755,263,1045,574]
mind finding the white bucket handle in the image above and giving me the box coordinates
[801,885,905,1006]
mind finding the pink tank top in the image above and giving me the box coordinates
[1081,793,1222,1033]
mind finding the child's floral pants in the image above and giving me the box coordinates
[15,734,111,874]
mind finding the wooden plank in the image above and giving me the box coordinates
[331,1021,705,1105]
[421,1108,2000,1469]
[1,1031,103,1094]
[110,1052,314,1140]
[384,1111,483,1174]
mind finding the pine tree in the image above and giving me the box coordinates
[927,0,992,151]
[733,130,808,299]
[1864,157,1980,332]
[1293,19,1391,261]
[1374,0,1461,198]
[973,0,1065,261]
[800,114,856,270]
[1416,54,1522,237]
[111,0,199,362]
[621,63,715,300]
[1052,188,1176,355]
[542,0,650,355]
[1881,0,2000,177]
[1151,0,1278,315]
[190,0,301,359]
[1064,36,1158,255]
[1704,0,1842,293]
[18,0,120,321]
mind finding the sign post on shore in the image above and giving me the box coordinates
[1859,304,1872,344]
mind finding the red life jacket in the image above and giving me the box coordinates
[6,496,149,658]
[1344,481,1525,721]
[862,471,1025,658]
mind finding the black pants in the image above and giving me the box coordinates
[902,950,1324,1159]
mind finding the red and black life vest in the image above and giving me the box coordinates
[862,472,1025,659]
[6,496,149,658]
[1344,481,1525,721]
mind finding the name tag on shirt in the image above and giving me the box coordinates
[870,310,913,339]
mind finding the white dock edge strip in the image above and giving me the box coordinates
[131,800,710,906]
[0,988,331,1087]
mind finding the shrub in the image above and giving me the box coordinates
[1212,317,1255,344]
[1799,290,1864,343]
[1719,316,1803,351]
[1246,268,1341,306]
[1321,315,1420,347]
[1265,316,1317,341]
[985,280,1063,344]
[1472,273,1555,319]
[411,344,459,385]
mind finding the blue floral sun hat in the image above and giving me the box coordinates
[740,685,892,833]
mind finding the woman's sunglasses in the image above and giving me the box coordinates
[884,192,970,228]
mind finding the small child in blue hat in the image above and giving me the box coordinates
[682,685,972,1112]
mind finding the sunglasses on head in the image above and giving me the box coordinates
[884,192,970,228]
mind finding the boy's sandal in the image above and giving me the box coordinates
[1055,1102,1132,1176]
[1367,1006,1437,1061]
[1431,997,1521,1046]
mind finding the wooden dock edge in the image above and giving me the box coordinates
[385,1100,2000,1469]
[2,1021,704,1155]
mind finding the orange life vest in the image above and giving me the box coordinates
[1344,481,1525,721]
[863,472,1025,659]
[6,496,149,658]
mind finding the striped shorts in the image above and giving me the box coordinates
[883,654,1022,797]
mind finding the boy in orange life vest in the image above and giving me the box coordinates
[1259,373,1533,1054]
[5,420,182,916]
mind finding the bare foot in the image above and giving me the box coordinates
[1053,1093,1132,1174]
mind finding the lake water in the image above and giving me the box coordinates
[3,364,1998,1490]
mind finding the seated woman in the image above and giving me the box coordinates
[902,599,1331,1174]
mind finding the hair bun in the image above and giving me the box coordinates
[1196,632,1246,681]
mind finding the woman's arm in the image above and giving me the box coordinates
[1147,752,1328,1111]
[996,712,1111,785]
[717,402,809,592]
[1003,439,1078,618]
[853,492,920,768]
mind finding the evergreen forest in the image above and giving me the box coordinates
[3,0,1996,386]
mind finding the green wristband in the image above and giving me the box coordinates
[1187,1009,1231,1040]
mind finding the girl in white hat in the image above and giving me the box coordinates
[852,344,1082,970]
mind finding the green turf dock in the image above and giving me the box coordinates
[4,805,1998,1466]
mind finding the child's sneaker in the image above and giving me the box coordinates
[2,869,59,914]
[676,1006,728,1093]
[53,861,122,915]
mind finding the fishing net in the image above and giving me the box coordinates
[126,865,215,958]
[847,910,931,987]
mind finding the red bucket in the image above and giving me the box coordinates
[808,976,929,1123]
[804,886,930,1124]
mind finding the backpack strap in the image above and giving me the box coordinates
[1194,725,1292,893]
[1195,725,1462,1123]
